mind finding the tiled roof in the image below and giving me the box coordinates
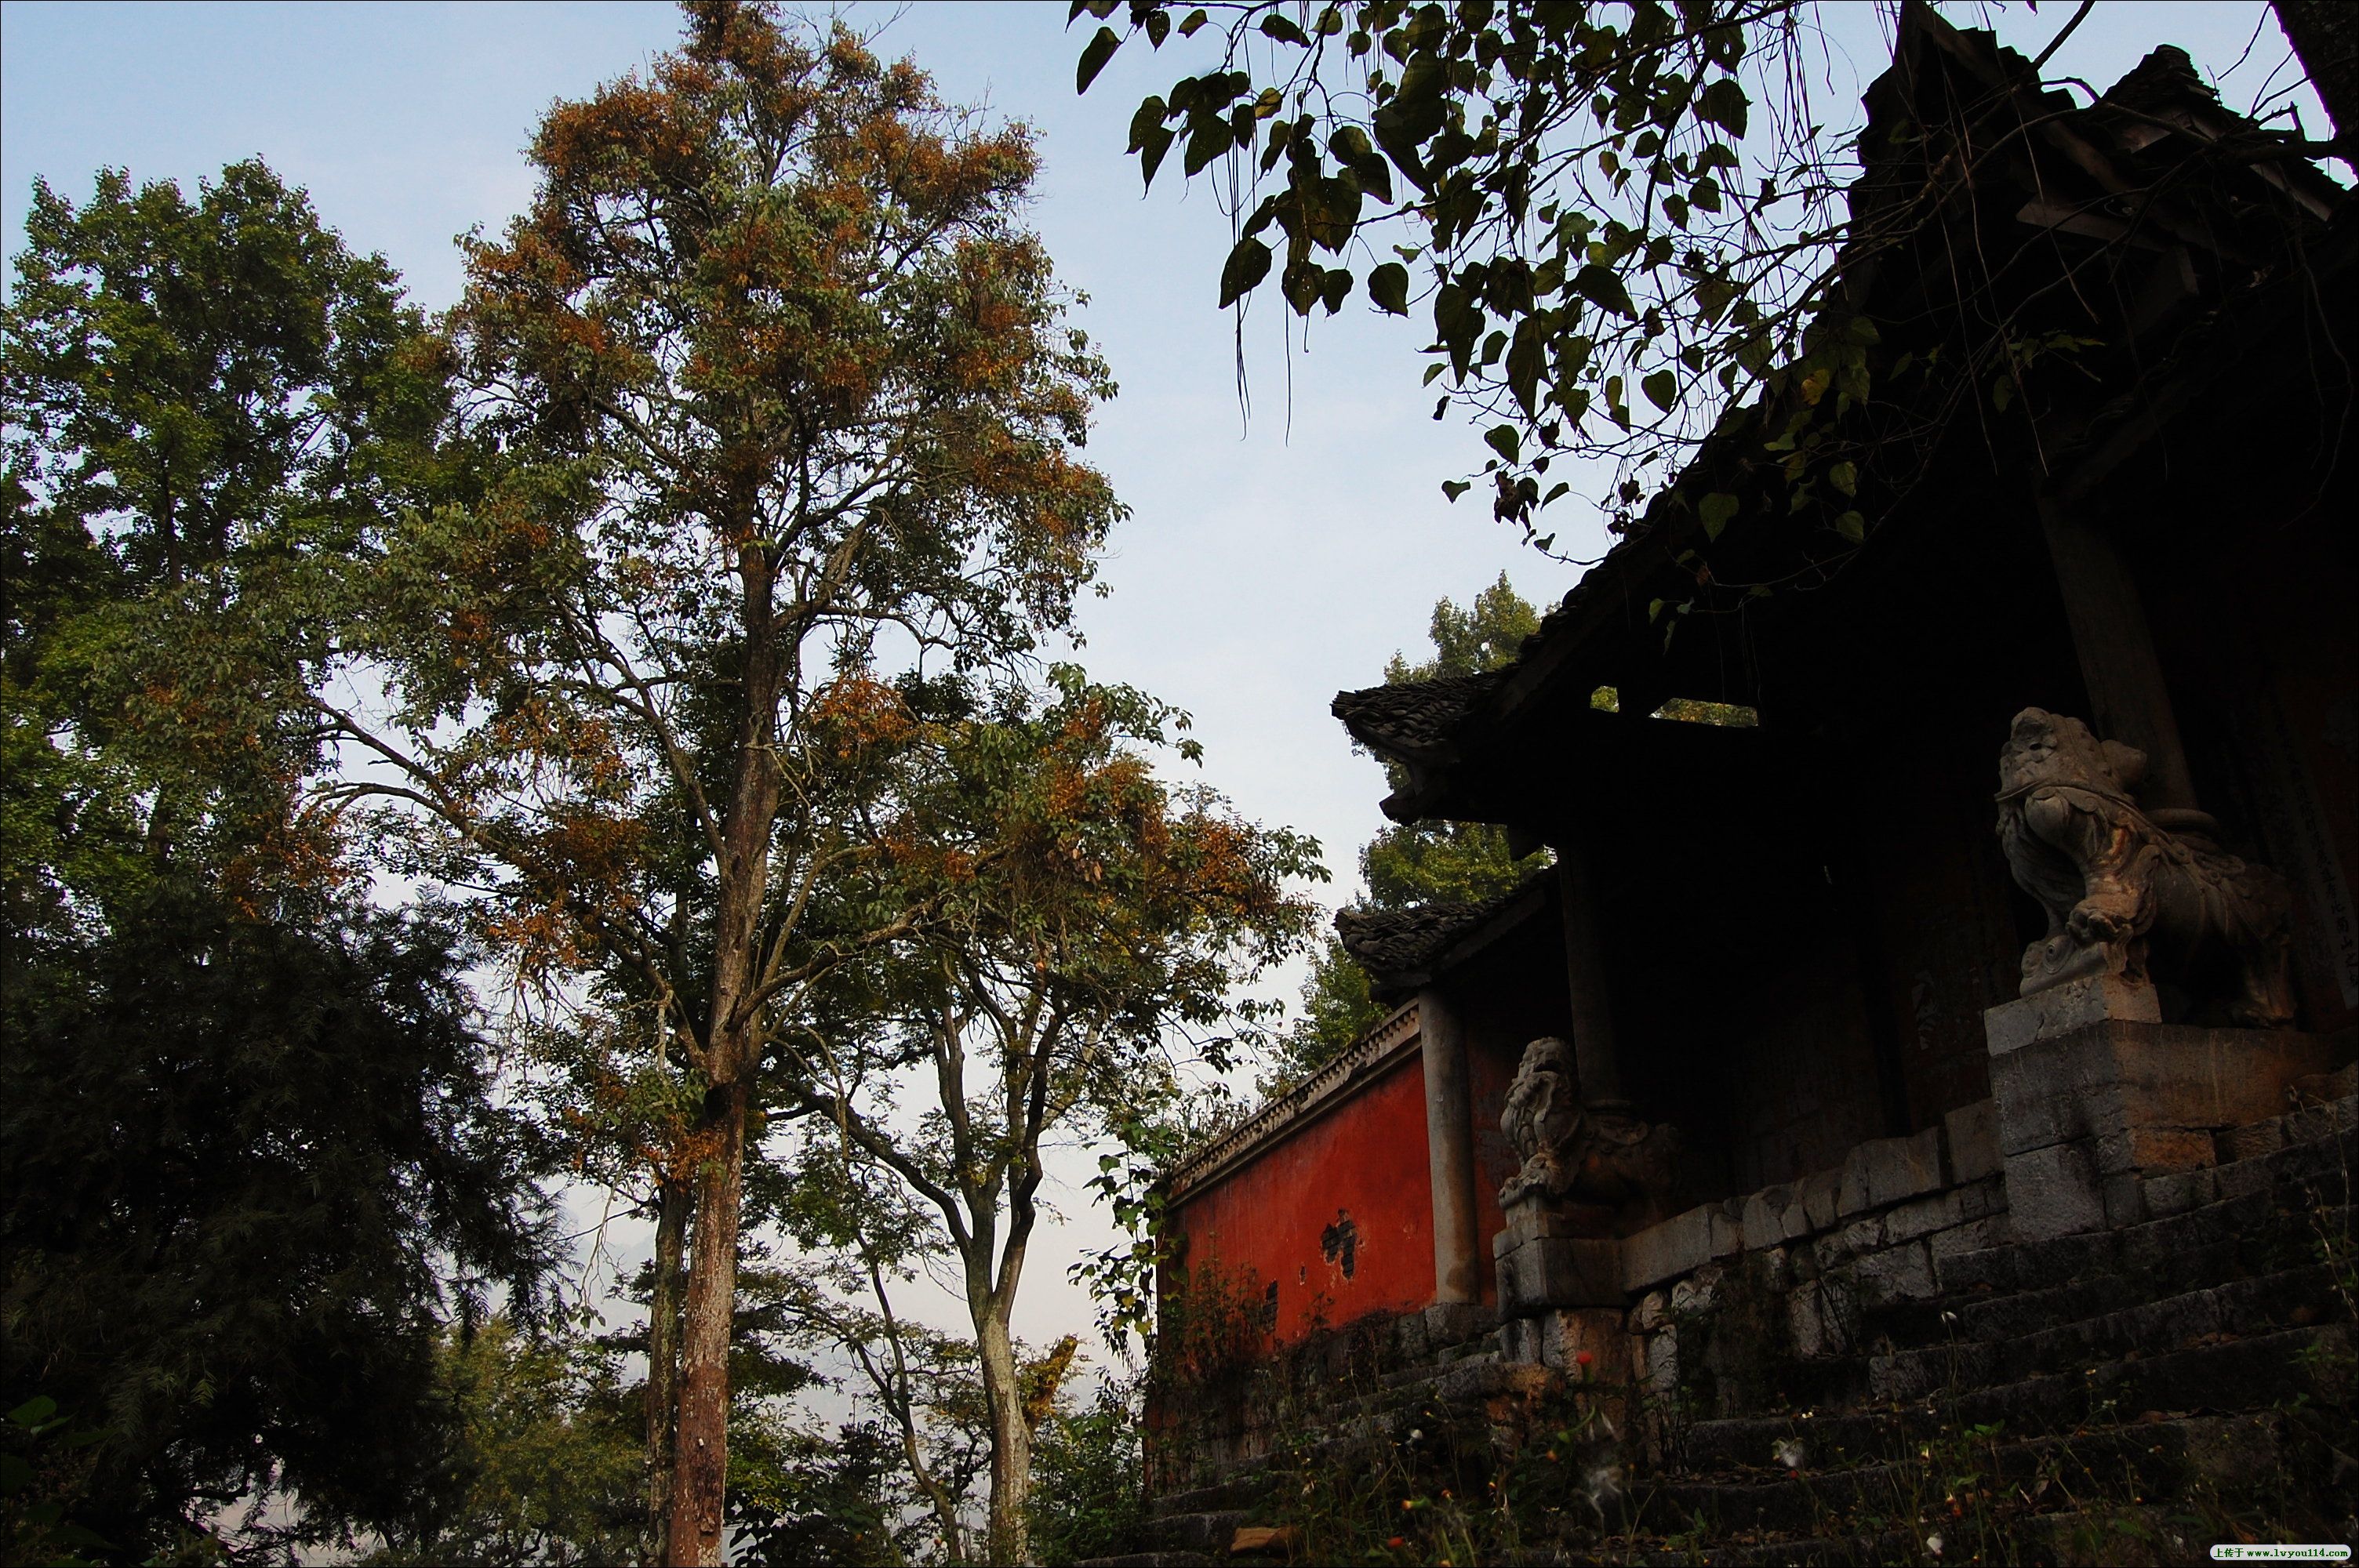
[1329,670,1506,761]
[1335,869,1552,987]
[2102,44,2218,118]
[1334,898,1497,979]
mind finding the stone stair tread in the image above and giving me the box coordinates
[1933,1181,2293,1298]
[1764,1250,2339,1405]
[1644,1410,2259,1544]
[1852,1264,2342,1400]
[1681,1409,1904,1472]
[1146,1471,1276,1521]
[1144,1506,1249,1548]
[1376,1348,1503,1392]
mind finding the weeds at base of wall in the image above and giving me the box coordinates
[1238,1281,2350,1563]
[1255,1372,1637,1567]
[1255,1377,2339,1555]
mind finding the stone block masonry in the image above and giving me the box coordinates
[1984,1004,2343,1241]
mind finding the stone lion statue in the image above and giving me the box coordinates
[1995,707,2294,1025]
[1499,1036,1681,1210]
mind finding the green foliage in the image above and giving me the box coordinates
[1,878,558,1560]
[369,1320,643,1567]
[1589,684,1757,727]
[714,1232,973,1565]
[322,16,1139,1541]
[1265,934,1387,1090]
[1364,574,1544,905]
[729,1421,912,1568]
[779,666,1321,1561]
[2,158,448,862]
[2,155,555,1561]
[1388,572,1543,685]
[1026,1376,1147,1566]
[3,160,442,596]
[1077,0,1862,533]
[1,1396,113,1568]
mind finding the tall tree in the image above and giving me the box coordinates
[324,6,1121,1559]
[2,160,551,1559]
[783,668,1320,1563]
[2,158,447,877]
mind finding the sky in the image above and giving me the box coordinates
[1,0,2331,1356]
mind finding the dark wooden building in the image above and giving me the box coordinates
[1160,2,2354,1367]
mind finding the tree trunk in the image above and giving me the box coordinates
[976,1309,1034,1566]
[665,537,784,1566]
[2275,0,2359,158]
[643,1176,689,1566]
[666,1081,747,1566]
[865,1252,969,1563]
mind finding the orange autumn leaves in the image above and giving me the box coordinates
[812,670,1321,996]
[455,6,1092,555]
[356,1,1132,1039]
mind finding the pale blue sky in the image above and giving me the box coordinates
[2,0,2328,1347]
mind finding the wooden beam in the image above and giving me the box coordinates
[2036,493,2201,813]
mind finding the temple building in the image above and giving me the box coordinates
[1142,5,2356,1535]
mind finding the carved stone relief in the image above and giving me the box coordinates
[1994,707,2295,1025]
[1498,1035,1681,1221]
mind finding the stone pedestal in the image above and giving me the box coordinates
[1492,1201,1624,1315]
[1986,976,2342,1240]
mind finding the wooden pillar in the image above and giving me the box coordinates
[1417,987,1481,1305]
[1554,837,1627,1107]
[2037,495,2200,813]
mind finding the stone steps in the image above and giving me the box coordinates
[1864,1264,2343,1403]
[1637,1410,2292,1544]
[1160,1353,1519,1486]
[1143,1470,1275,1522]
[1680,1267,2343,1469]
[1677,1302,2339,1483]
[1765,1163,2349,1416]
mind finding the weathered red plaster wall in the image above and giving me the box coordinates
[1166,1052,1435,1344]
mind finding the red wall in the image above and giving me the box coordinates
[1166,1052,1435,1344]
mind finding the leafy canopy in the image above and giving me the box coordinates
[2,159,445,887]
[780,666,1321,1559]
[783,665,1321,1367]
[338,6,1126,1063]
[2,159,551,1559]
[1,884,557,1560]
[329,9,1136,1556]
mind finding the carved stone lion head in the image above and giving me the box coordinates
[1998,707,2148,802]
[1516,1035,1576,1083]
